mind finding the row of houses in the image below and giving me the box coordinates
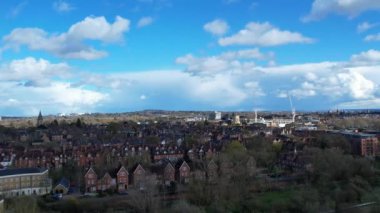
[83,155,257,193]
[84,160,191,193]
[2,142,221,172]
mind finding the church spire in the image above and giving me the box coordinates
[37,110,43,127]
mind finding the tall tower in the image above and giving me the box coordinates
[37,111,43,127]
[288,95,296,123]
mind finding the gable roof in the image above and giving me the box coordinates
[103,172,112,179]
[131,164,145,174]
[175,159,190,170]
[117,166,129,176]
[84,167,96,177]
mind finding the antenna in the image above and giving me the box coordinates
[288,93,296,123]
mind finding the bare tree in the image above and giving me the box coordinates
[128,177,160,213]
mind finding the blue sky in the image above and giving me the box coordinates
[1,0,380,116]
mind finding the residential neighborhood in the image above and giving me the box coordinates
[0,110,380,211]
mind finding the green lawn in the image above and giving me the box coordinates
[251,189,297,212]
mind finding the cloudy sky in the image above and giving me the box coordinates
[1,0,380,116]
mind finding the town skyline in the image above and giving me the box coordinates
[1,0,380,116]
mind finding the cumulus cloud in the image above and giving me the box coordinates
[137,16,154,28]
[0,82,106,115]
[176,48,273,75]
[274,65,376,100]
[204,19,229,36]
[218,22,314,46]
[90,70,249,109]
[2,16,130,60]
[350,49,380,65]
[337,71,375,99]
[303,0,380,22]
[93,50,379,111]
[105,49,380,111]
[4,49,380,115]
[53,0,75,12]
[0,57,107,115]
[0,57,70,86]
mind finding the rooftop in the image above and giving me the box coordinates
[0,168,48,177]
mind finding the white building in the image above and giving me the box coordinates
[233,115,241,125]
[215,111,222,120]
[0,168,52,197]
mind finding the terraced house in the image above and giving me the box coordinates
[0,168,52,197]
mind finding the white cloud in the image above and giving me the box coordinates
[303,0,380,22]
[365,33,380,42]
[0,57,107,115]
[177,54,231,74]
[53,0,75,12]
[274,66,376,100]
[337,71,375,99]
[204,19,229,36]
[53,48,380,111]
[0,57,70,85]
[220,48,274,60]
[96,70,249,108]
[4,49,380,115]
[137,16,154,28]
[351,49,380,65]
[357,22,378,33]
[244,81,265,97]
[67,16,129,42]
[176,48,273,75]
[94,49,379,111]
[0,82,106,115]
[218,22,314,46]
[3,16,130,60]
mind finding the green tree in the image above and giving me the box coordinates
[7,196,39,213]
[75,118,82,128]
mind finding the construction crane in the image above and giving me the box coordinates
[288,93,296,123]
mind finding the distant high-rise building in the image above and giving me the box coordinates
[37,111,43,127]
[209,111,222,120]
[215,111,222,120]
[233,115,241,125]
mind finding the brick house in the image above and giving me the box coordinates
[84,167,97,192]
[98,173,112,191]
[131,164,145,189]
[176,160,190,184]
[116,166,128,192]
[163,162,175,185]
